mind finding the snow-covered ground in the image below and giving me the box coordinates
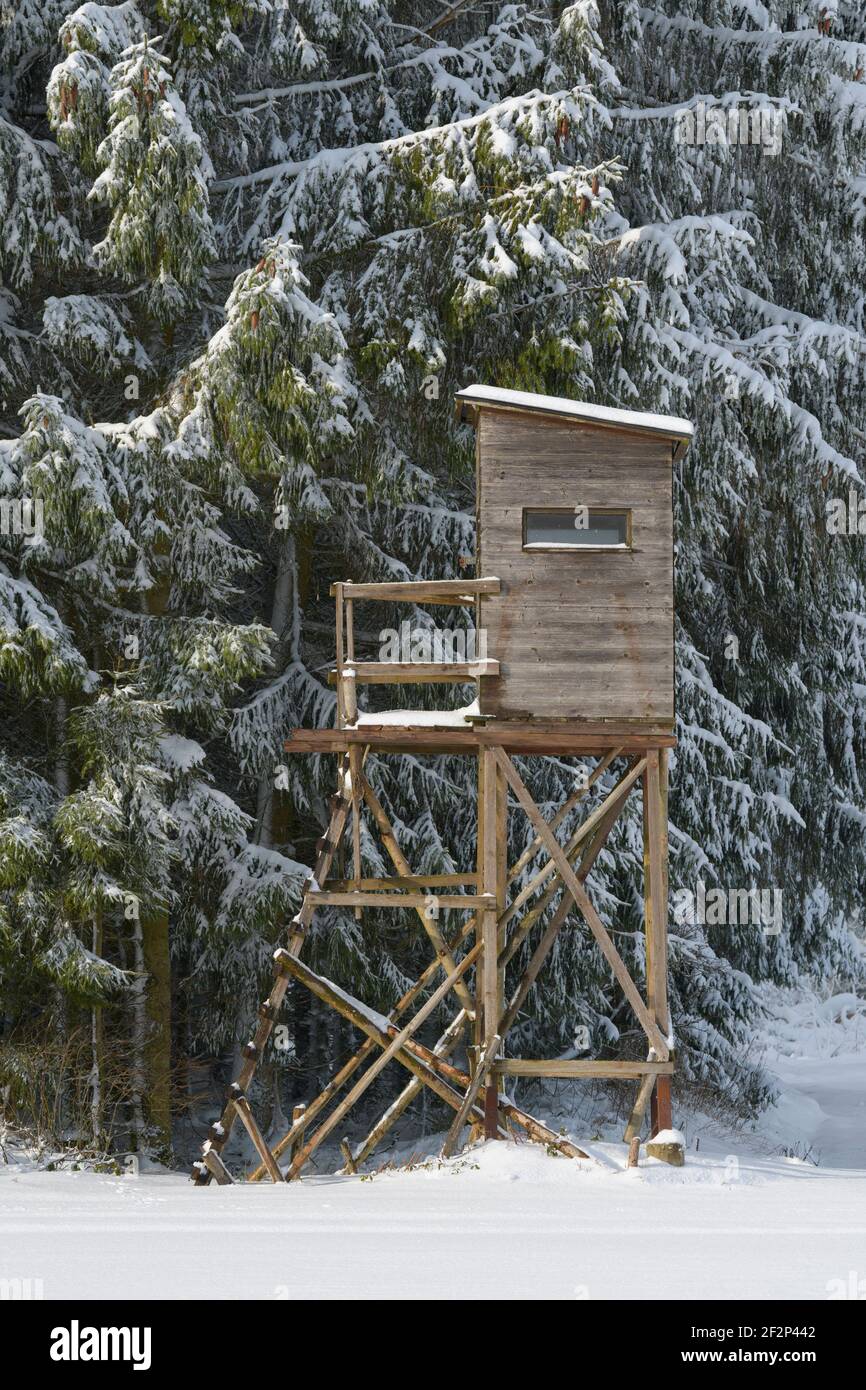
[2,987,864,1301]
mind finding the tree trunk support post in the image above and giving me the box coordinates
[479,746,504,1138]
[644,747,673,1137]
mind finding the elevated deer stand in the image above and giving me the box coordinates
[194,387,692,1185]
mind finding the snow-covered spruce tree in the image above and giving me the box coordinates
[0,384,304,1153]
[1,3,305,1153]
[2,2,227,429]
[86,40,216,334]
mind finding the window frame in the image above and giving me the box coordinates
[521,506,633,553]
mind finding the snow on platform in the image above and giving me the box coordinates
[353,700,480,728]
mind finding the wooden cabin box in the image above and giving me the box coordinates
[456,387,693,725]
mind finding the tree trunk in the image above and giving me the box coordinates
[141,911,172,1150]
[134,573,174,1153]
[53,693,70,1138]
[54,695,70,796]
[129,915,147,1146]
[255,530,299,850]
[89,913,105,1148]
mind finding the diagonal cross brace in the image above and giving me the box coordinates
[274,949,590,1164]
[505,746,623,889]
[273,949,499,1166]
[492,748,670,1062]
[441,1032,501,1159]
[499,755,647,941]
[282,941,482,1179]
[493,756,647,1006]
[498,767,637,1038]
[246,916,479,1181]
[347,1011,469,1171]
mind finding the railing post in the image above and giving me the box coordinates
[334,582,344,729]
[345,598,355,664]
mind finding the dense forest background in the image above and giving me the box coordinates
[1,0,865,1164]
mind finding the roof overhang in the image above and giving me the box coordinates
[455,384,694,460]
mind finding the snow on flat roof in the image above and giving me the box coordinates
[456,384,694,439]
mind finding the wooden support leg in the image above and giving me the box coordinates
[659,751,672,1142]
[470,752,486,1143]
[349,743,364,921]
[623,1072,655,1143]
[495,756,507,1102]
[201,1145,235,1185]
[480,747,502,1138]
[644,747,673,1138]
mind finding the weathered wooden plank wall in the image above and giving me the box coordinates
[477,410,674,722]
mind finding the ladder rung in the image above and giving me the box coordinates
[306,890,496,911]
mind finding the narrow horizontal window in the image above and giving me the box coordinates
[522,508,632,550]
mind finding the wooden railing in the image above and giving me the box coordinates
[329,577,501,726]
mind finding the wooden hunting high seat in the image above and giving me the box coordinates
[194,386,692,1186]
